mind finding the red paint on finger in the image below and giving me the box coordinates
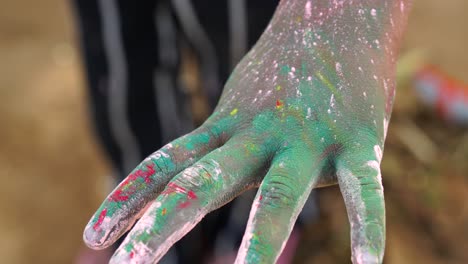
[177,201,191,209]
[119,164,156,187]
[108,164,157,203]
[129,164,156,184]
[93,208,107,231]
[161,183,198,209]
[276,99,284,109]
[187,190,197,200]
[110,189,129,202]
[177,190,197,209]
[161,183,187,195]
[255,195,263,208]
[161,184,197,199]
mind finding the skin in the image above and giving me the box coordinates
[83,0,412,263]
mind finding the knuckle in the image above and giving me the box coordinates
[340,127,380,150]
[144,147,174,173]
[261,175,299,208]
[202,121,229,145]
[176,160,219,194]
[151,153,170,174]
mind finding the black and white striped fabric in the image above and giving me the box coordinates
[72,1,317,263]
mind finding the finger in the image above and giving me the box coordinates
[110,134,272,264]
[337,144,385,264]
[83,125,222,249]
[235,147,322,264]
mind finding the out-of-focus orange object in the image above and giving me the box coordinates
[413,65,468,125]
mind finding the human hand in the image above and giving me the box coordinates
[83,1,411,263]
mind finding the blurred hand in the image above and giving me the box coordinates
[83,1,410,263]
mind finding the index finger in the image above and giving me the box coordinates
[83,126,222,249]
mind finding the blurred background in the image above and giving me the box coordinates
[0,0,466,263]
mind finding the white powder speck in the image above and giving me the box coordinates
[306,108,312,119]
[305,1,312,19]
[335,62,342,73]
[383,118,389,137]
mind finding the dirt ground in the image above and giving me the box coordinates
[0,0,466,263]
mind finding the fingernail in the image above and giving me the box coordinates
[353,247,381,264]
[83,218,111,249]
